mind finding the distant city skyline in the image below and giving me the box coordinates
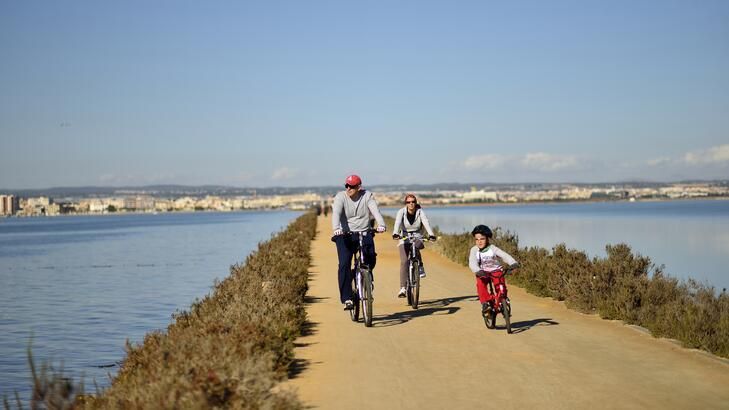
[2,1,728,189]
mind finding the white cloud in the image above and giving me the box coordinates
[463,154,508,170]
[520,152,579,171]
[463,152,582,173]
[683,144,729,165]
[271,167,298,180]
[646,157,671,167]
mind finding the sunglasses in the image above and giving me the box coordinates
[345,184,360,189]
[405,201,416,204]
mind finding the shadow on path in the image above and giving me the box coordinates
[418,295,478,308]
[508,318,560,334]
[288,320,321,379]
[372,306,463,327]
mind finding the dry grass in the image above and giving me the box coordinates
[8,212,317,409]
[432,226,729,359]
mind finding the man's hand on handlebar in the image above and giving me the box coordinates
[428,235,437,241]
[392,233,401,240]
[376,226,386,233]
[333,228,343,236]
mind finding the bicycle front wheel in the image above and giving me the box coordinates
[362,268,373,327]
[350,277,360,322]
[410,260,420,310]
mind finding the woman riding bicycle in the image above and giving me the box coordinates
[332,174,387,310]
[392,194,436,298]
[469,224,519,315]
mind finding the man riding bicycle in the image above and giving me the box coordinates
[332,175,387,310]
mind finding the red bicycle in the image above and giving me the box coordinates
[482,265,515,333]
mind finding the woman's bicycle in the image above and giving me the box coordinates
[482,265,515,333]
[393,232,433,309]
[348,230,375,327]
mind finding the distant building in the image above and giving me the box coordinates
[123,196,154,211]
[0,194,19,215]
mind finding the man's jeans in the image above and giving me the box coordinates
[334,233,377,303]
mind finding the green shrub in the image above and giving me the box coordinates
[433,226,729,359]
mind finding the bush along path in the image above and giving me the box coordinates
[433,227,729,359]
[72,212,317,409]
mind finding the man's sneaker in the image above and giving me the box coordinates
[419,265,426,278]
[344,300,354,310]
[398,287,407,298]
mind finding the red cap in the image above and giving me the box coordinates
[345,174,362,186]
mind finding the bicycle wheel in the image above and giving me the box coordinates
[406,262,413,306]
[483,303,496,329]
[410,260,420,310]
[350,277,359,322]
[502,297,512,334]
[362,268,373,327]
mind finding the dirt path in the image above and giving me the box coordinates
[284,216,729,409]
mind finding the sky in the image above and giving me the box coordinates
[1,1,728,189]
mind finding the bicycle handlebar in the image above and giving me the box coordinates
[392,233,436,242]
[331,229,377,242]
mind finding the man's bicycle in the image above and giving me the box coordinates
[393,232,434,309]
[481,265,516,333]
[349,231,375,327]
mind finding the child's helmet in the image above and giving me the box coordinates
[471,224,493,238]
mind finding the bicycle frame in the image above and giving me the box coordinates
[483,266,513,333]
[398,232,430,309]
[349,231,374,327]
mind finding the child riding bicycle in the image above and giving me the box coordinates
[468,225,519,315]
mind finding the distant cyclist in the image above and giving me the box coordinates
[469,225,519,315]
[392,194,436,298]
[332,175,387,310]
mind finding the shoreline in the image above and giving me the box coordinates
[381,195,729,209]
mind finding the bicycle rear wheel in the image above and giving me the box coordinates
[410,260,420,310]
[362,268,373,327]
[502,297,512,334]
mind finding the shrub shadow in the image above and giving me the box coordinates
[508,318,559,334]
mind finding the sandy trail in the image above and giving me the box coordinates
[283,216,729,409]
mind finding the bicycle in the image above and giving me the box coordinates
[393,232,434,309]
[481,265,515,334]
[347,230,375,327]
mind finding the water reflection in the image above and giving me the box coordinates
[386,200,729,290]
[0,211,300,401]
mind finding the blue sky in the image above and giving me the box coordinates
[1,1,728,189]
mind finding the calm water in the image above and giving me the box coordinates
[386,199,729,290]
[0,210,300,400]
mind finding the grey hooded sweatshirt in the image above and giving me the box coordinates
[331,190,386,233]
